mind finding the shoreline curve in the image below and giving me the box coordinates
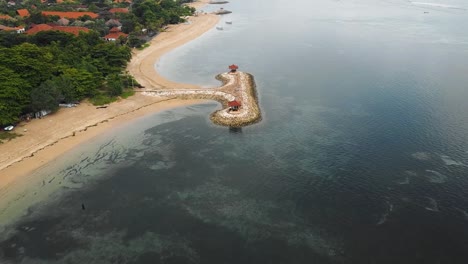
[0,0,220,227]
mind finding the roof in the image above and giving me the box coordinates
[228,100,241,107]
[105,19,122,26]
[16,9,30,17]
[53,26,89,35]
[104,31,128,39]
[0,25,23,31]
[229,64,239,70]
[109,8,129,13]
[109,27,120,32]
[57,17,70,26]
[41,11,99,19]
[0,14,13,20]
[26,24,89,36]
[26,24,53,34]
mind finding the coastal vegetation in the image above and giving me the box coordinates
[0,0,195,126]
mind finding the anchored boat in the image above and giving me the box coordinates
[214,8,232,15]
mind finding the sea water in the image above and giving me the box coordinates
[2,0,468,263]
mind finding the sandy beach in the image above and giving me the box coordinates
[0,0,220,225]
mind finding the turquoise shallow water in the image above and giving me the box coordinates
[2,0,468,263]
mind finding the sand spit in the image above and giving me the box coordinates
[141,71,262,127]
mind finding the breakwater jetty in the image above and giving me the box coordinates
[141,65,261,127]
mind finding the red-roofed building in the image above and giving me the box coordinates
[16,9,30,18]
[229,64,239,72]
[109,8,129,14]
[0,14,13,20]
[228,100,241,111]
[53,26,89,35]
[26,24,52,34]
[104,30,128,41]
[26,24,89,36]
[0,25,25,33]
[41,11,98,19]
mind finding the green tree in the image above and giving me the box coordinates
[0,66,30,125]
[106,74,123,96]
[54,74,78,103]
[0,43,55,90]
[30,80,61,112]
[91,43,131,75]
[61,68,100,98]
[30,31,75,47]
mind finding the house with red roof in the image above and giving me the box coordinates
[0,25,25,33]
[52,26,89,35]
[41,11,98,19]
[26,24,53,34]
[228,100,241,111]
[229,64,239,73]
[26,24,89,36]
[0,14,13,20]
[16,9,30,18]
[109,8,129,14]
[104,27,128,41]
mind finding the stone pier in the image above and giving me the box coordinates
[141,71,262,127]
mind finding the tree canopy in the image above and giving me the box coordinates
[0,0,195,125]
[0,31,131,125]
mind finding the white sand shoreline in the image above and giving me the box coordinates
[0,0,220,228]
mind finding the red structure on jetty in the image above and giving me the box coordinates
[229,64,239,73]
[228,100,241,111]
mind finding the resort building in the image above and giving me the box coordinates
[109,8,129,14]
[26,24,89,36]
[41,11,99,19]
[0,14,13,20]
[0,25,25,33]
[16,9,30,18]
[104,27,128,41]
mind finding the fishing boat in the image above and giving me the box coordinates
[225,21,232,24]
[216,26,224,30]
[209,0,229,4]
[214,8,232,15]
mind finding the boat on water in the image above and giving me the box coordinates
[225,21,232,24]
[214,8,233,15]
[216,26,224,30]
[209,0,229,4]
